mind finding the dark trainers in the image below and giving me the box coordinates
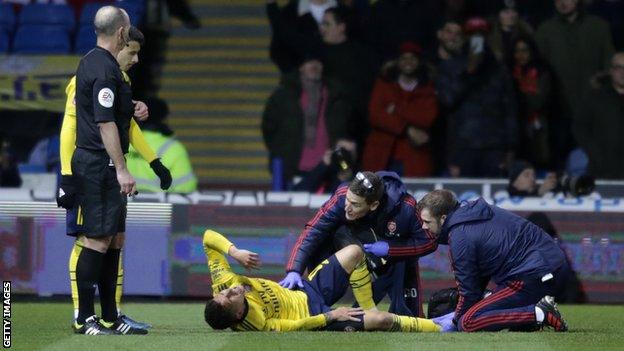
[119,314,152,330]
[101,317,149,335]
[537,296,569,332]
[73,315,120,335]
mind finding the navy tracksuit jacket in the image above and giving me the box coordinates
[438,198,567,330]
[286,171,437,316]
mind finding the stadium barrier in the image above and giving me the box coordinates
[0,55,79,112]
[1,189,623,303]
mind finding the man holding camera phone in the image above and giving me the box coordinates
[436,17,518,178]
[262,56,352,189]
[291,139,358,194]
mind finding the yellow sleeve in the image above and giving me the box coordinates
[202,230,239,292]
[122,71,131,85]
[60,76,77,176]
[263,315,327,331]
[129,119,157,162]
[122,70,157,163]
[233,303,327,332]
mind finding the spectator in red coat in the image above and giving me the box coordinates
[362,42,438,177]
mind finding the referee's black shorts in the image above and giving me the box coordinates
[71,148,127,238]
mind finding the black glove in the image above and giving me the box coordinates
[150,158,172,190]
[56,175,77,209]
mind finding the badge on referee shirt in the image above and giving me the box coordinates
[98,88,114,108]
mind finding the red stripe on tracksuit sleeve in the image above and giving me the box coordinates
[387,197,437,257]
[387,241,437,256]
[285,187,346,272]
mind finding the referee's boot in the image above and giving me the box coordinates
[119,313,152,330]
[73,315,121,335]
[101,316,149,335]
[536,296,569,332]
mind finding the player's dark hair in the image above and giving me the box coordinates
[128,26,145,46]
[348,171,384,204]
[204,297,238,330]
[417,190,458,219]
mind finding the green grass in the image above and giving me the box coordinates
[10,302,624,351]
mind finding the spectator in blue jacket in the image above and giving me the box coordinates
[281,171,438,317]
[418,189,570,332]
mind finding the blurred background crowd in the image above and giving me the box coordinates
[1,0,623,194]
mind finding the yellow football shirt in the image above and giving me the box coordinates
[60,73,157,176]
[203,230,328,331]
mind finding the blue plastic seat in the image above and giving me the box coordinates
[80,2,112,26]
[18,164,47,174]
[0,3,16,33]
[81,1,144,27]
[13,25,71,54]
[117,1,145,26]
[75,25,96,55]
[18,4,75,33]
[0,29,9,53]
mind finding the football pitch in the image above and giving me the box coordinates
[10,302,624,351]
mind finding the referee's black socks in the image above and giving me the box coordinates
[71,245,104,324]
[99,248,121,322]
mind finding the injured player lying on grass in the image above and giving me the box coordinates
[202,229,443,332]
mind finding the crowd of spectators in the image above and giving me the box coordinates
[262,0,624,192]
[2,0,622,193]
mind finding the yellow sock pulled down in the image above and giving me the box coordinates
[115,251,124,316]
[68,241,83,319]
[391,315,441,332]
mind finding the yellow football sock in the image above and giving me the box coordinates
[115,251,123,316]
[68,241,83,319]
[391,315,441,332]
[349,260,376,310]
[100,320,114,328]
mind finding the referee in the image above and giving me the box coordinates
[69,6,145,335]
[59,25,172,334]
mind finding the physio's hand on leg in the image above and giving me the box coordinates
[279,271,303,289]
[432,312,457,332]
[363,241,389,257]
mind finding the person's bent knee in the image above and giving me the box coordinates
[343,244,364,263]
[336,244,365,273]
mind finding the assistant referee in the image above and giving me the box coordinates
[68,6,144,336]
